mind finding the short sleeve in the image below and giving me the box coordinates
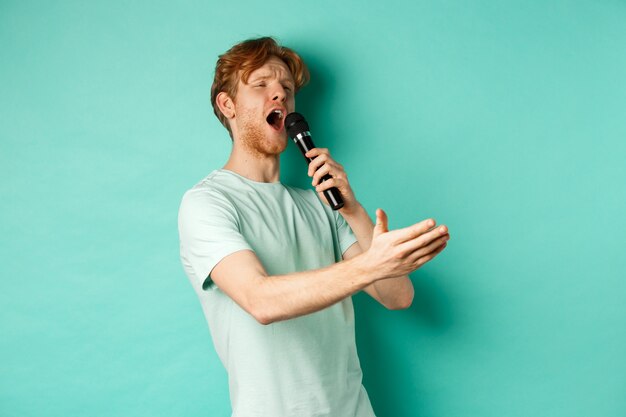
[333,209,358,256]
[178,188,252,290]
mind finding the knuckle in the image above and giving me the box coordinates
[411,225,424,237]
[394,247,410,260]
[414,238,426,249]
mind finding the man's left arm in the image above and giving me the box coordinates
[305,148,449,310]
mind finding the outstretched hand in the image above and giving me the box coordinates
[365,208,450,279]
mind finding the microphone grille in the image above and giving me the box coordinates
[285,112,309,138]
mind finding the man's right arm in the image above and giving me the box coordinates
[210,249,376,325]
[210,215,447,325]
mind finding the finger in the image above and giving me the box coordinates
[304,148,328,158]
[313,162,344,186]
[398,226,449,256]
[374,208,389,236]
[413,239,448,268]
[417,225,449,248]
[307,153,330,177]
[304,148,329,167]
[426,239,448,260]
[433,240,448,254]
[312,163,333,186]
[304,148,319,159]
[411,235,449,259]
[387,218,437,244]
[315,176,343,193]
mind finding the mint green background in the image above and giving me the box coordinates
[1,1,625,416]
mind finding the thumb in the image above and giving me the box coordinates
[372,208,389,238]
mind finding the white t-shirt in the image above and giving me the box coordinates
[178,169,376,417]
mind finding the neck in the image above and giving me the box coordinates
[222,141,281,183]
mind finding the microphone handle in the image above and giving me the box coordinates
[293,133,344,210]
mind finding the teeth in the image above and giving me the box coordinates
[273,109,283,119]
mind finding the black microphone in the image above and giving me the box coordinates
[285,112,344,210]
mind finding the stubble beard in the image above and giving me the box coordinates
[237,108,288,158]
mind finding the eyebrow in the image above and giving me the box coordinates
[249,74,295,86]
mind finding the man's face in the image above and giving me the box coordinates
[231,56,296,157]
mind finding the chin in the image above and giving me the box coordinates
[240,133,287,158]
[264,136,288,155]
[263,127,289,153]
[238,121,289,156]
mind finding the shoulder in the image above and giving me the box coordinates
[181,170,235,201]
[179,171,237,218]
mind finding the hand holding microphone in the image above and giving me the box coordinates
[285,112,346,210]
[285,112,451,273]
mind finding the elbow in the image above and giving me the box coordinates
[248,276,274,325]
[388,302,411,311]
[387,296,413,310]
[387,280,414,310]
[249,294,274,325]
[254,310,274,325]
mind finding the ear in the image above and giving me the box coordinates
[215,91,236,119]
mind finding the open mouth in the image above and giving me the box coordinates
[265,108,285,131]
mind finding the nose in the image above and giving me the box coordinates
[271,84,286,103]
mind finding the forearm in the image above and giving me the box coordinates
[342,204,414,308]
[255,256,376,324]
[342,204,374,251]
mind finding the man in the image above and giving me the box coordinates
[178,37,450,417]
